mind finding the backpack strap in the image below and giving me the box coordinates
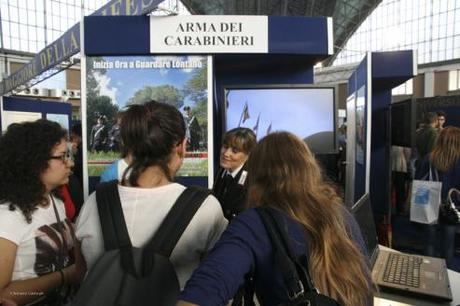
[256,207,317,301]
[96,180,131,251]
[144,186,210,257]
[96,180,139,276]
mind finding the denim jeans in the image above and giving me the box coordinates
[424,223,458,269]
[439,224,458,269]
[424,224,438,257]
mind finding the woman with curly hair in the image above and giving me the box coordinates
[179,132,373,306]
[0,120,81,305]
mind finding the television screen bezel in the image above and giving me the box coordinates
[222,84,338,155]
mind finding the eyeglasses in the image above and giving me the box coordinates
[49,150,74,163]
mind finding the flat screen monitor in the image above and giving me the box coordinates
[224,85,337,154]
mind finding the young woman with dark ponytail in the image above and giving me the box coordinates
[75,101,227,288]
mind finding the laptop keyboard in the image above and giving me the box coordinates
[382,253,422,288]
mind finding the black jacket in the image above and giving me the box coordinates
[212,165,249,220]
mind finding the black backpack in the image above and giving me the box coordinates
[71,181,210,306]
[234,207,341,306]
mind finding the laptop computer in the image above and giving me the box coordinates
[352,194,453,302]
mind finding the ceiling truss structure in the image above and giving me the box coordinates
[180,0,382,66]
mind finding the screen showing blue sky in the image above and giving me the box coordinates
[226,88,334,140]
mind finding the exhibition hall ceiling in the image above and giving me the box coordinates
[180,0,382,65]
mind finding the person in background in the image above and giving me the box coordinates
[212,128,257,221]
[107,114,122,152]
[75,101,227,289]
[99,155,130,183]
[0,120,83,306]
[89,115,107,152]
[99,112,130,183]
[337,122,347,186]
[66,125,84,219]
[178,132,373,306]
[416,127,460,268]
[183,106,201,151]
[391,145,411,215]
[70,124,83,186]
[436,110,446,131]
[415,112,438,167]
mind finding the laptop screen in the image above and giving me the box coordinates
[351,194,379,264]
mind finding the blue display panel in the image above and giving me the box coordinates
[354,85,368,204]
[346,54,371,209]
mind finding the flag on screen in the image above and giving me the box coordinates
[253,113,260,132]
[242,102,250,123]
[266,122,272,135]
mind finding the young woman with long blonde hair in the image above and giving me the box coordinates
[416,126,460,268]
[178,132,373,306]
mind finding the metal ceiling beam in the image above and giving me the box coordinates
[180,0,382,66]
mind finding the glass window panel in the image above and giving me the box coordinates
[60,4,67,17]
[28,26,37,41]
[455,21,460,35]
[433,0,440,14]
[18,0,26,9]
[61,17,68,30]
[11,37,19,49]
[440,13,448,28]
[19,37,28,51]
[420,1,426,16]
[433,13,440,28]
[455,35,460,48]
[9,6,18,21]
[37,40,45,50]
[45,0,52,13]
[37,27,45,42]
[19,23,27,37]
[332,0,460,66]
[454,48,460,58]
[27,11,36,25]
[18,7,27,19]
[424,51,430,63]
[28,0,36,10]
[29,40,37,52]
[3,21,10,37]
[10,22,19,37]
[434,25,441,39]
[9,0,18,7]
[447,24,454,37]
[53,29,60,40]
[446,43,453,59]
[36,10,44,26]
[1,3,9,19]
[447,10,455,24]
[52,15,59,29]
[36,0,44,12]
[52,1,60,13]
[440,0,448,12]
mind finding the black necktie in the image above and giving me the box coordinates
[223,172,233,194]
